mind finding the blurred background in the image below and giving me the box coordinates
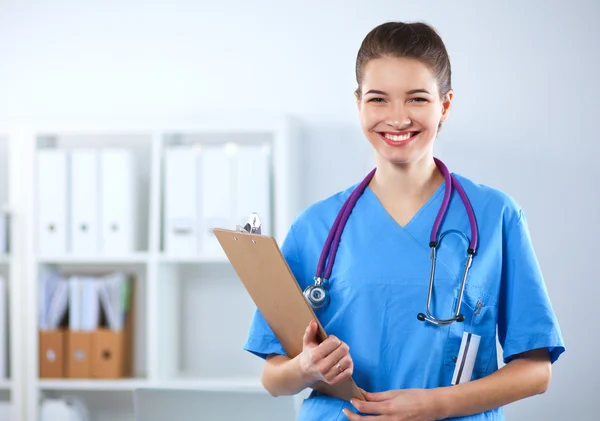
[0,0,598,420]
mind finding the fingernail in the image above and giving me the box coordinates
[350,399,356,407]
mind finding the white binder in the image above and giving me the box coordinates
[0,210,8,255]
[164,148,198,255]
[70,149,99,255]
[100,149,137,255]
[0,276,6,379]
[233,144,272,235]
[37,149,69,255]
[198,145,233,256]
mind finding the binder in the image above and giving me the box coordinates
[233,144,272,236]
[37,149,69,255]
[164,148,199,255]
[100,149,137,255]
[213,227,364,402]
[70,149,100,255]
[199,145,233,256]
[0,276,6,379]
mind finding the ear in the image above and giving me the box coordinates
[355,91,362,111]
[440,90,454,123]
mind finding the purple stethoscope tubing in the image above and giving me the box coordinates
[303,158,479,326]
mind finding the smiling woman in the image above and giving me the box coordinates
[243,21,565,421]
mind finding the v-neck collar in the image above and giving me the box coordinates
[363,178,447,232]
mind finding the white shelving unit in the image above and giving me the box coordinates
[1,117,303,421]
[0,135,24,421]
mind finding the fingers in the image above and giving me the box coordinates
[349,398,388,416]
[342,408,378,420]
[312,334,345,361]
[362,390,398,402]
[326,354,353,384]
[319,338,349,369]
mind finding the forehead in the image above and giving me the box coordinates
[361,56,439,94]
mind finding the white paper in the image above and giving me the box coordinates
[451,332,481,385]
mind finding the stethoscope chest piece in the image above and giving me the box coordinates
[303,277,329,309]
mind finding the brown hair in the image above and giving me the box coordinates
[355,21,452,100]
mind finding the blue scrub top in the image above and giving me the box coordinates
[244,172,565,421]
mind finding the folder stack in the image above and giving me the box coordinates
[0,276,7,380]
[0,207,9,255]
[38,270,134,379]
[163,142,272,256]
[36,147,138,256]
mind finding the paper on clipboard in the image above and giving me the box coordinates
[213,219,364,402]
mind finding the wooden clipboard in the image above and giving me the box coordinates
[213,228,364,402]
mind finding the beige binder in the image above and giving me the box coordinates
[213,228,364,402]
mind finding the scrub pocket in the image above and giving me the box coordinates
[444,289,498,379]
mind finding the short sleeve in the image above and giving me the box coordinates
[498,209,565,364]
[243,224,305,360]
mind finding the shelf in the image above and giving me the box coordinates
[37,378,151,391]
[157,377,266,393]
[36,378,266,393]
[37,253,150,264]
[158,254,229,264]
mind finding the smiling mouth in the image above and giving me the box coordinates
[379,131,421,142]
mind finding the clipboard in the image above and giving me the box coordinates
[213,226,365,402]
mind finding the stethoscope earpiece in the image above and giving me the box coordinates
[417,313,426,321]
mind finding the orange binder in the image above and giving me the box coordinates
[213,227,364,402]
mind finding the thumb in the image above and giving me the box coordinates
[303,320,318,348]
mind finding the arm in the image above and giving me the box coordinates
[434,348,552,419]
[347,348,552,421]
[261,320,354,397]
[261,354,313,396]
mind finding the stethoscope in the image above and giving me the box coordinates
[303,158,479,326]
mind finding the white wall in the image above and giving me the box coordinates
[1,0,597,419]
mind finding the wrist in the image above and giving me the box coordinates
[430,386,453,420]
[293,354,318,387]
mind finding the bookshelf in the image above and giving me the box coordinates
[2,116,303,420]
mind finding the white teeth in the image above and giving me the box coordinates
[383,132,417,141]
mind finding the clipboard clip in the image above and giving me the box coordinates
[236,212,262,235]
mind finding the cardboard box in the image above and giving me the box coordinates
[92,327,132,378]
[39,329,66,378]
[66,331,93,378]
[91,276,135,378]
[39,274,135,379]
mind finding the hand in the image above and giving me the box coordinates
[298,320,354,386]
[343,388,440,421]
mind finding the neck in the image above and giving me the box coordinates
[370,155,444,201]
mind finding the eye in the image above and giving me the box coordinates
[409,97,428,103]
[367,97,386,103]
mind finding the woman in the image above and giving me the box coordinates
[244,21,565,420]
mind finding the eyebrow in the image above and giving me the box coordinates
[364,89,432,96]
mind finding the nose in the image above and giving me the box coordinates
[385,103,411,130]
